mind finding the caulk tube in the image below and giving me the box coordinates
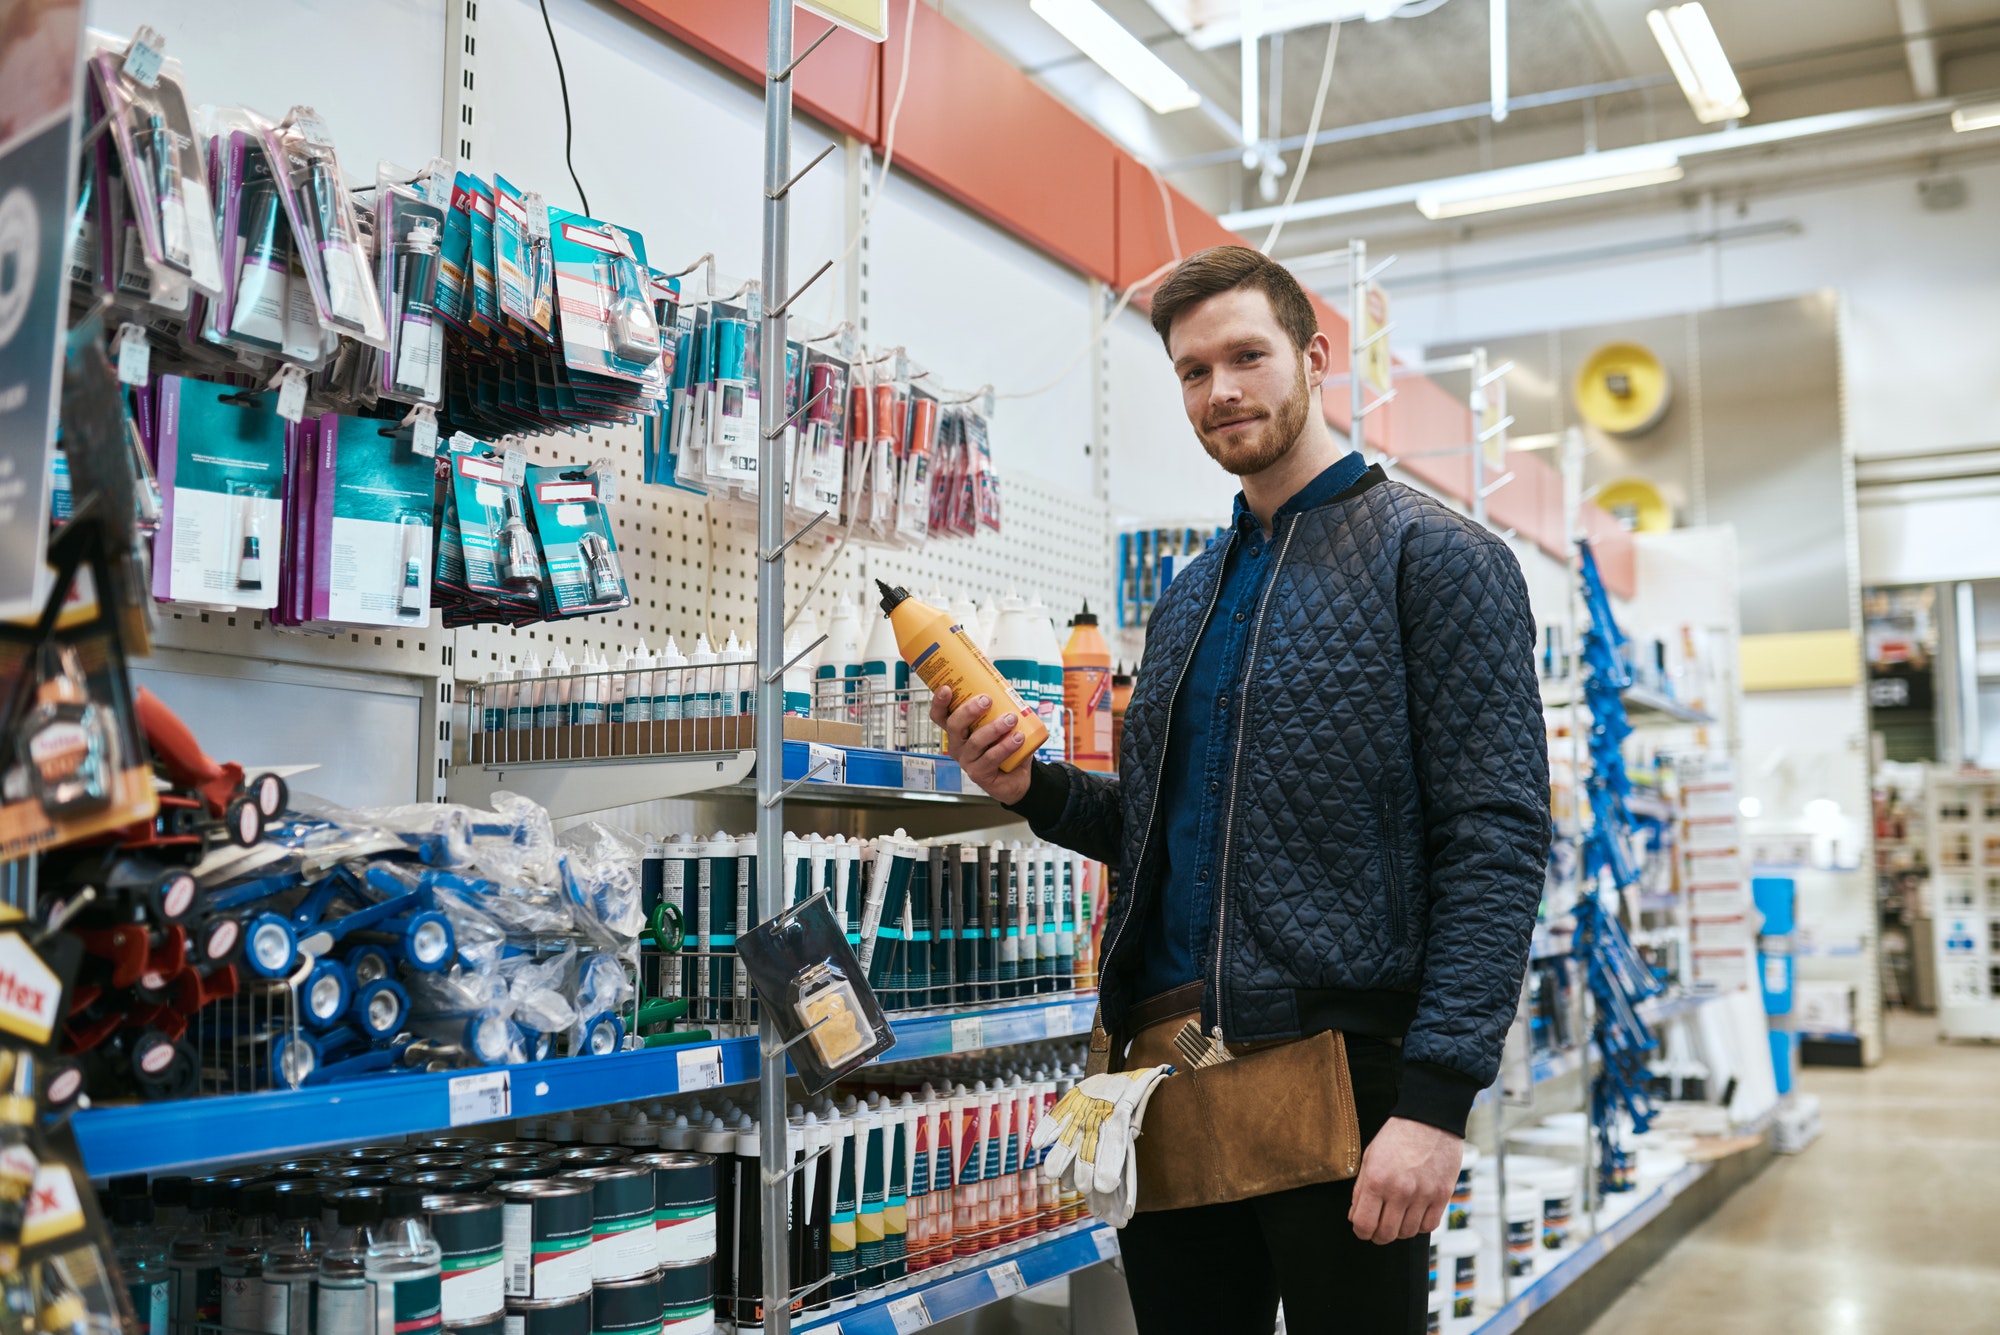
[1036,843,1059,995]
[976,845,1000,1004]
[835,837,864,953]
[906,1094,933,1275]
[733,832,757,1029]
[692,832,732,1027]
[996,843,1020,1001]
[828,1110,858,1305]
[855,838,894,981]
[731,1121,762,1329]
[783,832,806,910]
[802,1114,833,1312]
[1057,852,1078,992]
[853,1109,887,1291]
[931,1091,959,1271]
[955,845,980,1008]
[1016,1077,1041,1239]
[803,832,830,910]
[884,1101,910,1282]
[696,1117,737,1323]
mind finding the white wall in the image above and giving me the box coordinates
[1105,306,1238,525]
[1390,162,2000,463]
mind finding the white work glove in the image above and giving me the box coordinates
[1029,1065,1174,1228]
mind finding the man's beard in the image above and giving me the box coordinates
[1196,362,1311,477]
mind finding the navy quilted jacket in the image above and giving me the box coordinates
[1013,466,1548,1130]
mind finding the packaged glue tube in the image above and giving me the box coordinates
[876,583,1046,771]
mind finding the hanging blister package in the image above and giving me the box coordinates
[87,45,223,300]
[522,463,630,616]
[260,107,389,347]
[703,299,759,489]
[548,209,667,391]
[205,113,327,365]
[898,390,938,543]
[738,893,895,1095]
[149,377,287,609]
[374,175,446,404]
[798,348,849,517]
[304,415,436,627]
[493,176,538,330]
[447,438,542,604]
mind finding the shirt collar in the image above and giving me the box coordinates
[1230,451,1369,535]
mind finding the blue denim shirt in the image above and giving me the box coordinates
[1131,451,1371,1003]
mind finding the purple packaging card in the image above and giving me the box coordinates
[308,414,341,622]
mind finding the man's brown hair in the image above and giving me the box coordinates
[1148,245,1319,354]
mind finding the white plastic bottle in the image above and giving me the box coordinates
[628,641,654,724]
[1027,594,1066,764]
[784,612,820,718]
[607,647,631,724]
[976,596,1001,647]
[950,590,982,635]
[858,606,906,749]
[510,652,542,732]
[989,593,1041,740]
[690,634,719,720]
[819,593,864,716]
[719,633,748,717]
[657,635,688,721]
[540,650,571,729]
[580,649,606,725]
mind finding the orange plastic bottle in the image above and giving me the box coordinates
[1061,603,1114,772]
[1110,665,1134,771]
[876,582,1047,772]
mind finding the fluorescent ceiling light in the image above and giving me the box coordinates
[1146,0,1400,49]
[1953,100,2000,132]
[1415,149,1684,219]
[1648,4,1748,123]
[1031,0,1201,113]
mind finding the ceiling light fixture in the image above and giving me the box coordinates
[1952,100,2000,132]
[1145,0,1400,49]
[1414,149,1684,219]
[1030,0,1202,113]
[1648,4,1748,123]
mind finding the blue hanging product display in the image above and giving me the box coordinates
[1572,539,1665,1195]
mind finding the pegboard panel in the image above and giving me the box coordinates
[449,422,1116,680]
[152,605,453,679]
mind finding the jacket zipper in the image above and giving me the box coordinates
[1210,516,1300,1040]
[1096,532,1235,994]
[1381,791,1406,948]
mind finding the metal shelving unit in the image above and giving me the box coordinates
[76,994,1097,1177]
[1540,680,1716,727]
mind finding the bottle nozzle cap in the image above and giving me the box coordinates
[875,580,909,614]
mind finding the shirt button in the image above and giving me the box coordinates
[1234,611,1246,622]
[1208,780,1219,793]
[1198,870,1210,882]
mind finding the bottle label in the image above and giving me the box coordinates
[171,1262,221,1325]
[439,1254,504,1323]
[316,1280,368,1335]
[128,1279,167,1335]
[653,1205,716,1265]
[219,1267,263,1332]
[370,1271,442,1335]
[262,1275,313,1334]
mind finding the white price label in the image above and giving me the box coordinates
[115,324,150,386]
[950,1016,983,1053]
[901,755,936,791]
[988,1260,1026,1298]
[449,431,480,454]
[1045,1004,1079,1038]
[807,743,846,785]
[676,1044,724,1092]
[591,463,619,504]
[1090,1228,1119,1261]
[122,26,165,86]
[886,1294,931,1334]
[411,412,438,458]
[502,449,528,484]
[447,1070,510,1126]
[274,367,308,423]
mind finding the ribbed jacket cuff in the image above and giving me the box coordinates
[1001,759,1071,831]
[1391,1059,1484,1138]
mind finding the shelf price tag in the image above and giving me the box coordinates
[807,743,846,785]
[901,756,936,791]
[1091,1228,1119,1261]
[949,1016,983,1053]
[987,1260,1026,1298]
[447,1071,511,1126]
[676,1044,725,1092]
[114,324,150,386]
[1044,1004,1079,1039]
[886,1294,931,1334]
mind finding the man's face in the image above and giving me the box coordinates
[1168,287,1318,477]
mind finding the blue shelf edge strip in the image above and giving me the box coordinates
[782,740,965,793]
[74,993,1097,1178]
[795,1221,1116,1334]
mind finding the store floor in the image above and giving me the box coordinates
[1581,1010,2000,1335]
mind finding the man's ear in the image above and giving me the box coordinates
[1304,330,1334,389]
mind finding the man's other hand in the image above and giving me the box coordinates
[1347,1116,1461,1244]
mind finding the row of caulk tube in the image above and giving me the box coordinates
[472,633,769,733]
[518,1042,1094,1324]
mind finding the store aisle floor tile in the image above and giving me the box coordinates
[1581,1010,2000,1335]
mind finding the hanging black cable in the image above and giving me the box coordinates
[537,0,592,216]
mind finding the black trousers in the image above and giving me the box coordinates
[1118,1034,1428,1335]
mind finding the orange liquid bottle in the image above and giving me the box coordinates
[877,582,1047,772]
[1062,602,1114,771]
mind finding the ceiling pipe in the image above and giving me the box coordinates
[1896,0,1941,99]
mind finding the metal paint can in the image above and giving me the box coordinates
[473,1158,557,1184]
[487,1142,555,1158]
[425,1193,506,1323]
[503,1294,590,1335]
[445,1318,506,1335]
[589,1270,662,1335]
[498,1180,595,1302]
[544,1147,631,1169]
[328,1145,409,1163]
[395,1153,478,1170]
[410,1136,491,1152]
[654,1260,713,1335]
[557,1167,657,1282]
[394,1169,497,1194]
[623,1154,717,1266]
